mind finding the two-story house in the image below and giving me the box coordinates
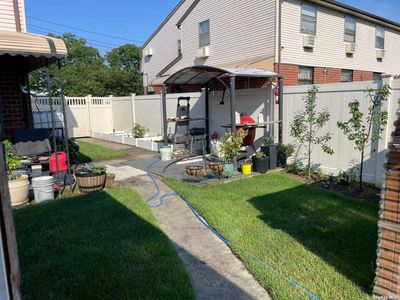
[141,0,400,93]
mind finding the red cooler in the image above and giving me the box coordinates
[49,152,67,172]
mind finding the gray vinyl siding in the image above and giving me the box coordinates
[280,0,400,73]
[142,0,277,86]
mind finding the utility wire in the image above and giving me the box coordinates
[27,15,143,44]
[29,24,121,48]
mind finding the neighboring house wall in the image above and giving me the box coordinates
[141,0,193,90]
[0,0,26,32]
[142,0,276,90]
[142,0,400,90]
[279,0,400,84]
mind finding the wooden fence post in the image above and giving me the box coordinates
[0,145,21,300]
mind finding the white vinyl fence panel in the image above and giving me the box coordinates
[283,76,398,185]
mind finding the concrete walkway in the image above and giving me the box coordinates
[83,138,271,299]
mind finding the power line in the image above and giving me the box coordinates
[27,15,144,44]
[29,27,116,50]
[29,24,121,48]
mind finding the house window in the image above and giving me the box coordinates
[344,16,356,43]
[177,39,182,55]
[199,20,210,47]
[301,3,317,35]
[341,70,353,82]
[376,26,385,49]
[298,66,314,85]
[373,72,382,81]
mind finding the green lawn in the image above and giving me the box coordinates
[76,140,127,163]
[14,188,193,300]
[165,173,378,300]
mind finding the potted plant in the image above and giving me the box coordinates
[3,140,29,206]
[219,129,246,178]
[277,143,294,168]
[75,165,107,193]
[241,157,252,175]
[261,136,277,170]
[253,151,269,173]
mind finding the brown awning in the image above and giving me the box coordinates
[0,31,67,58]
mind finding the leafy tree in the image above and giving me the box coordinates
[290,86,333,180]
[29,34,143,96]
[337,85,391,191]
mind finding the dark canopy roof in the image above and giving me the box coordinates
[164,65,280,86]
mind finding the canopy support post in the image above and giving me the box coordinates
[46,60,59,181]
[278,76,284,144]
[162,85,168,146]
[57,59,72,193]
[229,75,237,168]
[205,84,210,154]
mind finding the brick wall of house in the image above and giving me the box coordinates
[0,57,33,139]
[275,63,375,86]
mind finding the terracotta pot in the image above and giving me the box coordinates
[76,172,106,193]
[186,166,206,177]
[8,175,29,206]
[209,162,224,174]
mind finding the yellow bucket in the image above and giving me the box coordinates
[242,163,252,175]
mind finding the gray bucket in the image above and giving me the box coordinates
[32,176,55,203]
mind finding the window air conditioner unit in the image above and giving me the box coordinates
[345,43,356,54]
[303,35,316,48]
[376,49,386,59]
[196,45,210,58]
[143,48,153,57]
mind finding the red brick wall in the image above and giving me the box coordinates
[354,70,373,81]
[314,67,342,84]
[0,57,33,139]
[275,63,375,86]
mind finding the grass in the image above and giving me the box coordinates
[14,188,193,300]
[164,173,378,300]
[76,140,127,163]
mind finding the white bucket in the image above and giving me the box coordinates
[32,176,55,203]
[160,146,172,161]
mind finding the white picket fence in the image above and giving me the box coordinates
[31,75,400,185]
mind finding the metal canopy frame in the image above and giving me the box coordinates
[161,65,284,151]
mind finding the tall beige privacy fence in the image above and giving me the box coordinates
[31,92,204,138]
[32,76,399,185]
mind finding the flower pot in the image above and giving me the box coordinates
[8,175,29,206]
[253,157,269,173]
[262,145,277,170]
[241,163,252,175]
[186,165,206,177]
[223,163,235,178]
[209,161,224,176]
[76,171,106,193]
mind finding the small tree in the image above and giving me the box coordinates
[337,84,391,191]
[290,86,333,180]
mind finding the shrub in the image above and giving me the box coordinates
[132,123,149,138]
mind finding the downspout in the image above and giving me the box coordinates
[12,0,21,32]
[162,85,168,145]
[277,0,282,74]
[278,76,284,144]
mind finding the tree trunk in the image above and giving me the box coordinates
[307,140,312,181]
[359,150,364,192]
